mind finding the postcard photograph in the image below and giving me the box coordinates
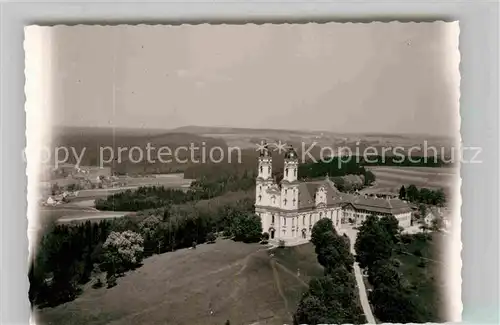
[25,22,462,325]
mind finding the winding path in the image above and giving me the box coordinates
[341,227,376,324]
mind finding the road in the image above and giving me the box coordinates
[340,226,376,324]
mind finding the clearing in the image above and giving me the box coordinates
[35,240,322,325]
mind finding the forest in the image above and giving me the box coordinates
[95,172,256,211]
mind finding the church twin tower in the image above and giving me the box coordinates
[255,143,300,211]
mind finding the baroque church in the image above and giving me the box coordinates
[255,143,413,245]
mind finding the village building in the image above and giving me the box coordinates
[255,144,413,245]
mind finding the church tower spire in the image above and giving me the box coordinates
[281,145,299,211]
[283,145,298,183]
[256,141,273,207]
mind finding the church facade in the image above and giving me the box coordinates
[254,144,413,245]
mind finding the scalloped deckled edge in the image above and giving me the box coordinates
[25,25,55,325]
[24,21,463,325]
[25,20,458,29]
[448,20,463,324]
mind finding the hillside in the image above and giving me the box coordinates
[35,240,321,325]
[51,127,229,175]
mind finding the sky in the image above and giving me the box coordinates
[47,22,460,136]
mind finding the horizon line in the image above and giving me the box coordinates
[53,124,456,139]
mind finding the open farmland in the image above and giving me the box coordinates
[366,166,459,197]
[35,240,321,325]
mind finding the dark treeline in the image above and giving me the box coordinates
[298,158,376,189]
[30,196,261,309]
[294,219,366,324]
[95,173,256,211]
[355,215,441,322]
[29,221,112,307]
[399,185,446,206]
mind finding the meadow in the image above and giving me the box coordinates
[35,240,320,325]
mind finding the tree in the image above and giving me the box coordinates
[368,259,403,288]
[399,185,406,200]
[310,218,335,249]
[379,215,400,244]
[418,204,428,219]
[295,276,365,325]
[364,170,376,185]
[294,294,330,325]
[138,215,163,256]
[369,284,427,323]
[354,215,395,269]
[206,232,216,243]
[231,213,262,243]
[406,184,419,202]
[324,265,356,288]
[106,274,117,288]
[434,188,446,206]
[431,216,444,231]
[316,232,354,272]
[102,231,144,277]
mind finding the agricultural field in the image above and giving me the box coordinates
[35,240,321,325]
[366,166,459,197]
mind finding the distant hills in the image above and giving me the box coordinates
[48,125,457,178]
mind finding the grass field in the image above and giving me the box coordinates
[35,240,322,325]
[396,232,447,322]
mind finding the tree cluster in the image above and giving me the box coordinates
[294,219,365,325]
[298,158,375,188]
[29,221,112,307]
[399,185,446,206]
[354,215,431,323]
[95,173,255,211]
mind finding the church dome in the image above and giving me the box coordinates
[284,145,298,160]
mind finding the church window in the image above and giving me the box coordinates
[284,198,287,206]
[309,215,312,224]
[260,166,263,173]
[272,214,275,223]
[283,217,286,226]
[294,169,297,176]
[292,218,294,227]
[285,189,288,195]
[285,168,289,176]
[268,166,271,173]
[259,186,262,192]
[293,198,296,206]
[272,196,276,204]
[320,212,323,218]
[303,215,305,225]
[258,195,262,202]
